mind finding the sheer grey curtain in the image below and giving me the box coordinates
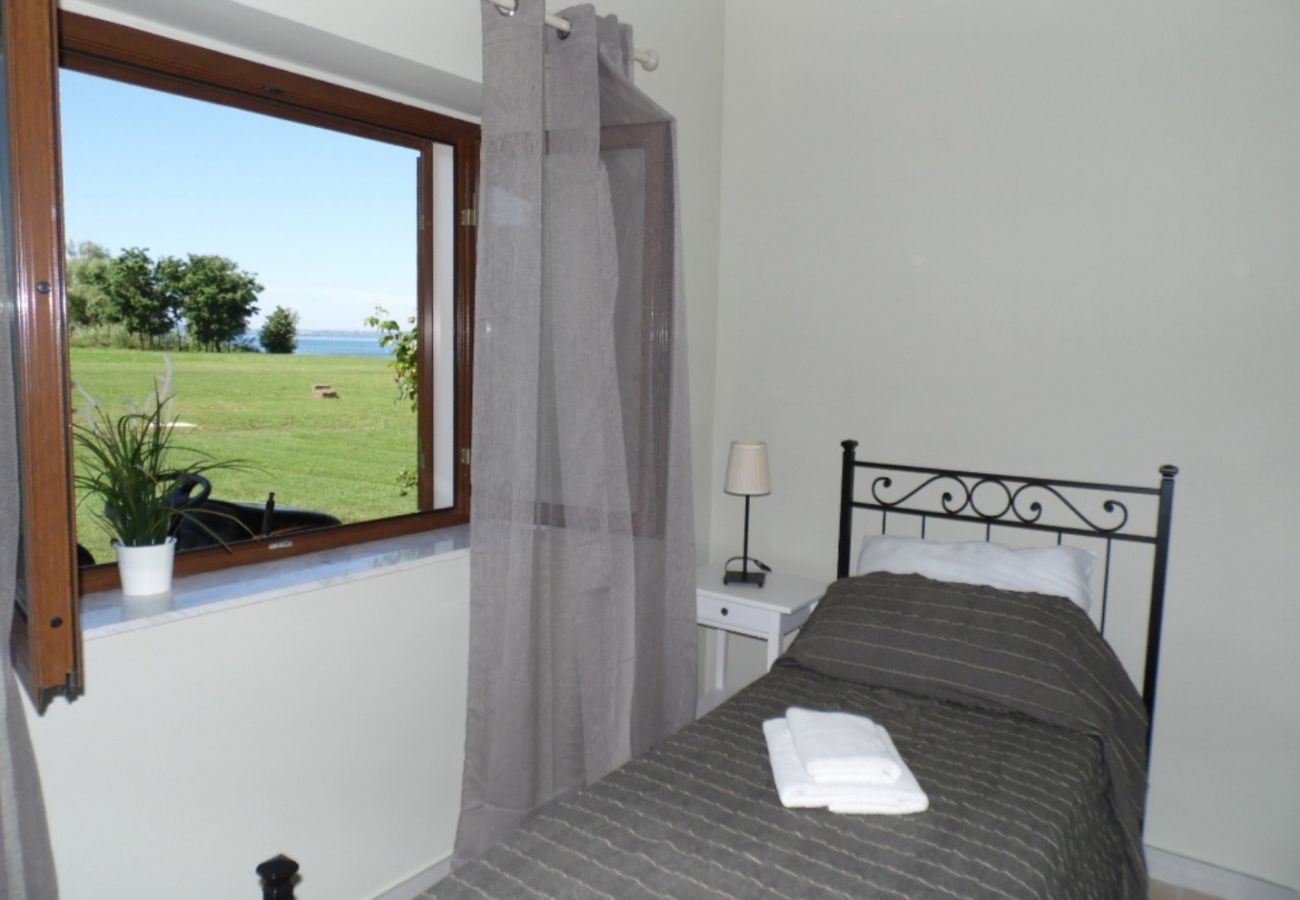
[456,0,696,862]
[2,200,60,898]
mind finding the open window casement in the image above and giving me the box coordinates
[3,0,83,711]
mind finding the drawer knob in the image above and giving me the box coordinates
[721,607,729,616]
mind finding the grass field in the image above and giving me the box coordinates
[70,348,417,563]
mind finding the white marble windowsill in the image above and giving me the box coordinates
[80,525,471,640]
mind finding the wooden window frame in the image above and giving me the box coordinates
[6,0,80,713]
[601,124,673,539]
[7,4,478,709]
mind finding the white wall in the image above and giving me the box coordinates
[26,554,470,900]
[711,0,1300,889]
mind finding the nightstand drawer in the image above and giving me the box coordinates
[696,593,771,634]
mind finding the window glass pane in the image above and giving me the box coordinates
[604,146,647,504]
[432,142,455,510]
[59,69,426,565]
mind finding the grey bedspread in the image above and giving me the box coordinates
[432,573,1148,900]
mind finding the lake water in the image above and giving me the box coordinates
[295,334,392,357]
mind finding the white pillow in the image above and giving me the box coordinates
[856,535,1097,612]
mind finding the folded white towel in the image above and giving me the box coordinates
[763,718,929,815]
[785,707,904,785]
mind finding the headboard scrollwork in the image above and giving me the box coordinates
[836,439,1177,744]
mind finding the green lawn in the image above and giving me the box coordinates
[70,348,417,563]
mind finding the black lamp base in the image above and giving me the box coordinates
[726,493,766,587]
[723,569,766,587]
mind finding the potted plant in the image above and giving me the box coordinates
[73,361,247,596]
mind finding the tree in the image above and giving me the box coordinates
[153,254,190,346]
[259,306,299,354]
[62,246,263,350]
[364,306,418,412]
[65,240,112,327]
[96,247,173,347]
[365,306,419,495]
[179,254,262,350]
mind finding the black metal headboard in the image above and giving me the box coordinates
[836,440,1177,731]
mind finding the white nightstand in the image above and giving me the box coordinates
[697,564,826,712]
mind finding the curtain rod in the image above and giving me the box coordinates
[481,0,660,71]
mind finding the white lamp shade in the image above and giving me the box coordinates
[724,441,771,496]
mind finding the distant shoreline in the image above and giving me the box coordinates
[296,329,383,338]
[296,333,391,358]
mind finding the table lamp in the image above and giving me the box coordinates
[723,440,770,586]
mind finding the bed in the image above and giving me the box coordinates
[430,442,1178,900]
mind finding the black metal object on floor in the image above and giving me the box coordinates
[256,854,299,899]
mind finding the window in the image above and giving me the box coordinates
[4,3,477,708]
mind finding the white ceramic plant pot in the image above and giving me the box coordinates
[114,537,177,597]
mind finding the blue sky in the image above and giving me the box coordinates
[59,69,418,331]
